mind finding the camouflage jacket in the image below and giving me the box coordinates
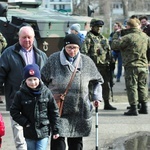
[81,31,111,66]
[111,28,150,67]
[0,33,7,53]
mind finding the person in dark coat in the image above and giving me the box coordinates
[41,34,104,150]
[70,23,85,44]
[0,26,48,149]
[139,16,150,91]
[10,64,60,150]
[109,22,123,82]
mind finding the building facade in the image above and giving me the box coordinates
[42,0,72,13]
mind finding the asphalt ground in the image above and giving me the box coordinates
[0,75,150,150]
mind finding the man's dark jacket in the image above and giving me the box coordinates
[0,43,47,110]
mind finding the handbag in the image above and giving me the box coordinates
[54,57,80,116]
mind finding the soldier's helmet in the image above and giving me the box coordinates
[90,19,104,27]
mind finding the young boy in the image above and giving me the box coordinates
[10,64,59,150]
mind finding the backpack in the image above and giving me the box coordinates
[0,113,5,137]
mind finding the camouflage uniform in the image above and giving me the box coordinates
[81,19,117,110]
[0,33,7,54]
[111,27,149,115]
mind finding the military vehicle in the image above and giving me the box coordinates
[0,1,92,56]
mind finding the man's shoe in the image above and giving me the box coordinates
[138,102,148,114]
[139,109,148,114]
[124,110,138,116]
[126,106,130,109]
[0,100,3,104]
[127,103,141,110]
[124,105,138,116]
[116,79,120,82]
[0,97,3,104]
[104,104,117,110]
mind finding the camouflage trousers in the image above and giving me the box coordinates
[97,65,110,102]
[124,67,148,106]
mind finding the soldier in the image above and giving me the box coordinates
[111,18,149,116]
[81,19,117,110]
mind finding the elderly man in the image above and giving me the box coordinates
[81,19,117,110]
[0,26,47,149]
[111,18,149,116]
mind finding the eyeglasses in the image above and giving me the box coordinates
[65,46,79,50]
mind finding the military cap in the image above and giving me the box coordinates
[90,19,104,27]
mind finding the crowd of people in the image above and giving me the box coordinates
[0,14,149,150]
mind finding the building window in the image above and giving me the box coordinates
[59,5,61,10]
[59,5,65,10]
[54,5,56,10]
[148,4,150,11]
[113,4,115,9]
[113,4,119,9]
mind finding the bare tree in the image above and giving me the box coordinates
[122,0,129,19]
[99,0,111,26]
[135,0,145,11]
[72,0,88,15]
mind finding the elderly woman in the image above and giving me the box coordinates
[41,34,103,150]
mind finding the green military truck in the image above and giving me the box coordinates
[0,1,91,56]
[0,1,92,95]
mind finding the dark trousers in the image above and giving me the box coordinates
[51,137,83,150]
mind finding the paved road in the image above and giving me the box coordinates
[0,76,150,150]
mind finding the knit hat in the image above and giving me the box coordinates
[64,34,81,48]
[127,18,140,28]
[70,23,81,32]
[23,64,41,80]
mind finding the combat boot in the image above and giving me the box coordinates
[124,105,138,116]
[138,102,148,114]
[104,101,117,110]
[126,103,141,110]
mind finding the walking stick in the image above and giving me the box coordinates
[95,100,99,150]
